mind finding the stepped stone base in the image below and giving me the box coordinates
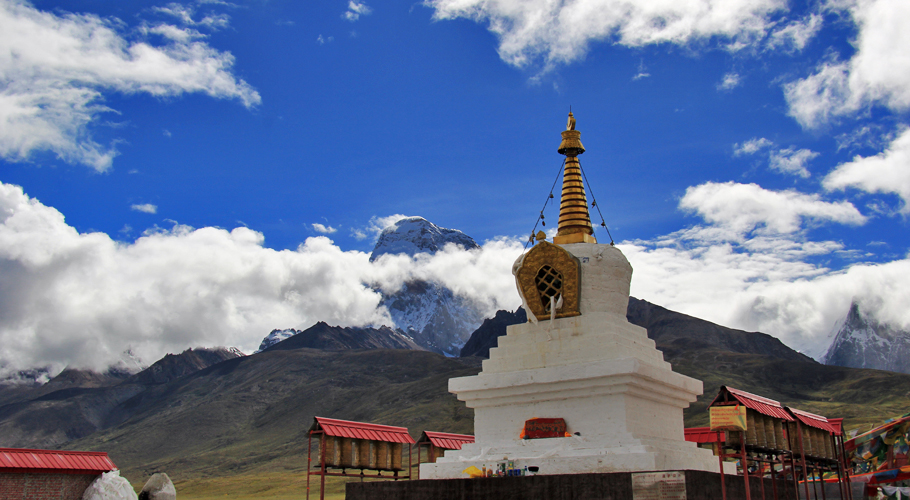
[420,309,719,479]
[346,470,795,500]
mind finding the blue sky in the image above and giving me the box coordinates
[1,0,909,374]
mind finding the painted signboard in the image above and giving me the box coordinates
[710,405,748,431]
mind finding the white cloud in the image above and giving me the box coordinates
[343,1,372,22]
[769,147,818,178]
[623,232,910,359]
[734,137,773,155]
[784,0,910,128]
[766,14,822,52]
[679,181,865,236]
[427,0,787,69]
[632,59,650,80]
[0,185,523,377]
[131,203,158,214]
[718,72,742,91]
[316,34,334,45]
[354,214,414,241]
[823,127,910,213]
[152,3,230,31]
[1,179,906,375]
[0,0,260,172]
[312,223,337,234]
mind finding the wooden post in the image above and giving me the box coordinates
[320,432,327,500]
[795,423,811,500]
[742,432,752,500]
[306,432,312,500]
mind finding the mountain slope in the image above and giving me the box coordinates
[460,307,527,358]
[626,297,813,363]
[0,348,242,450]
[264,322,424,352]
[823,301,910,374]
[64,349,478,480]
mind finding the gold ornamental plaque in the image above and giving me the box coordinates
[514,241,581,322]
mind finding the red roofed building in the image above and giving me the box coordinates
[0,448,116,500]
[416,431,474,478]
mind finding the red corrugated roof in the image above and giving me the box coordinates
[0,448,116,474]
[788,408,840,435]
[419,431,474,450]
[309,417,415,444]
[711,386,794,421]
[684,427,725,444]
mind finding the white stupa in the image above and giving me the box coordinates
[420,113,720,478]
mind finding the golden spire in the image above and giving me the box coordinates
[553,112,597,245]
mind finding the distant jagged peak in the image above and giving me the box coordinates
[370,216,479,262]
[823,299,910,374]
[256,328,300,353]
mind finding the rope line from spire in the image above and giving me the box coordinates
[577,159,615,245]
[524,158,566,250]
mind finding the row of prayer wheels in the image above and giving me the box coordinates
[723,409,837,460]
[320,436,404,471]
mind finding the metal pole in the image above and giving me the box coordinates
[819,462,827,500]
[408,443,412,480]
[307,432,312,500]
[742,432,752,500]
[839,435,853,500]
[770,455,779,500]
[760,458,766,500]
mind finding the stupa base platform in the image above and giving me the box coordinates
[346,469,796,500]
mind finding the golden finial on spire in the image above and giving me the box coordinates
[553,112,597,245]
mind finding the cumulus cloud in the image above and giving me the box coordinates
[620,184,905,360]
[623,233,910,359]
[679,181,865,236]
[0,0,260,172]
[2,177,907,375]
[343,1,372,22]
[131,203,158,214]
[312,223,337,234]
[0,184,522,378]
[769,147,818,178]
[426,0,787,69]
[823,127,910,212]
[784,0,910,128]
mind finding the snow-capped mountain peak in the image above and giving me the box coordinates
[256,328,300,353]
[370,217,479,262]
[823,300,910,374]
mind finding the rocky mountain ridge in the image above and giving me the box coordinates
[823,301,910,374]
[1,304,909,483]
[370,217,485,355]
[263,322,424,352]
[0,347,243,450]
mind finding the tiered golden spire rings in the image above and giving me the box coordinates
[553,112,597,245]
